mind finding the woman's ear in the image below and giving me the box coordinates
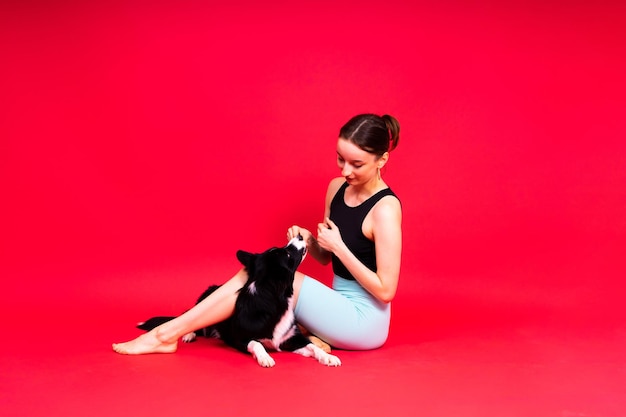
[378,152,389,169]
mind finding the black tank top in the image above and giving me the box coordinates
[330,181,399,281]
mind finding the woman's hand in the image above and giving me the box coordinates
[316,218,344,254]
[288,223,333,266]
[287,225,314,246]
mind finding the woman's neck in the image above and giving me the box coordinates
[347,177,387,203]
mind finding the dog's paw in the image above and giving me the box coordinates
[318,353,341,367]
[247,340,276,368]
[181,332,197,343]
[256,354,276,368]
[295,343,342,367]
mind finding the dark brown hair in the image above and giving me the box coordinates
[338,114,400,157]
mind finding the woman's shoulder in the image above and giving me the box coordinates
[373,192,402,221]
[327,177,346,195]
[324,177,346,206]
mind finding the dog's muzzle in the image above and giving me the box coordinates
[287,235,307,261]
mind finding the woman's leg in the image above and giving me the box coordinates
[294,275,391,350]
[112,268,249,355]
[293,272,332,353]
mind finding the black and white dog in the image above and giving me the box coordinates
[138,236,341,367]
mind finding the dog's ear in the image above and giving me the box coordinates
[236,250,256,268]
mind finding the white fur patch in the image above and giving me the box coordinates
[265,296,297,350]
[294,343,342,367]
[247,340,275,367]
[182,332,197,343]
[247,281,257,295]
[288,236,307,261]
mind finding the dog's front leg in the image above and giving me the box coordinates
[247,341,276,368]
[294,343,341,367]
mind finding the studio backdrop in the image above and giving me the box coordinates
[1,1,624,327]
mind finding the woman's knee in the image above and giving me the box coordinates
[293,271,306,305]
[224,268,248,290]
[233,267,248,283]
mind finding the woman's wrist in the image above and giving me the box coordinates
[308,237,332,263]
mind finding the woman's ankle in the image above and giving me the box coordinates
[154,325,177,344]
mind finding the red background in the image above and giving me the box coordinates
[2,0,624,323]
[1,1,625,415]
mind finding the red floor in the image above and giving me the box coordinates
[2,2,624,416]
[2,261,624,417]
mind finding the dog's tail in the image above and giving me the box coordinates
[136,316,176,331]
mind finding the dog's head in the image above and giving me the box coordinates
[236,235,307,288]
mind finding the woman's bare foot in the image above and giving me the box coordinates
[308,335,332,353]
[112,330,178,355]
[298,324,332,353]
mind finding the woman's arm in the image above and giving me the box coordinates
[317,196,402,303]
[287,178,345,265]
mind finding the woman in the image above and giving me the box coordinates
[113,113,402,354]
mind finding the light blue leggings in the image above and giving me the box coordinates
[294,274,391,350]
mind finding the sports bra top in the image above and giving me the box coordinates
[329,181,399,281]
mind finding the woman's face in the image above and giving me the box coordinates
[336,138,381,186]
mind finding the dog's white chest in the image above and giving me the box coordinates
[261,296,297,351]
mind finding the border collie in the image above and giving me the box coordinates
[137,236,341,367]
